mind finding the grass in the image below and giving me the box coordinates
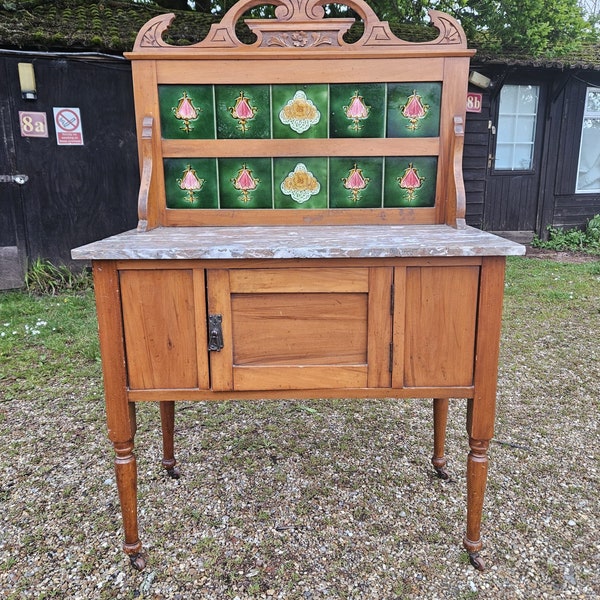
[1,256,599,598]
[0,287,100,399]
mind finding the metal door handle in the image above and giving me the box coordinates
[0,174,28,185]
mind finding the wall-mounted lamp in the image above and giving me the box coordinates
[18,63,37,100]
[469,71,492,90]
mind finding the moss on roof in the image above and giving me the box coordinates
[1,0,598,70]
[0,0,217,53]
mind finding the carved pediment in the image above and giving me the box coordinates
[133,0,468,52]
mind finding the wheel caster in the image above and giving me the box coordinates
[434,466,450,480]
[166,466,181,479]
[129,552,147,571]
[468,552,485,571]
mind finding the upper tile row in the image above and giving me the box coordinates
[159,83,442,140]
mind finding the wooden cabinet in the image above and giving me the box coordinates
[72,0,527,573]
[116,258,482,396]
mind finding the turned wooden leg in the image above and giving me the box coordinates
[93,263,146,570]
[463,437,490,571]
[113,437,145,571]
[159,401,180,478]
[432,398,450,480]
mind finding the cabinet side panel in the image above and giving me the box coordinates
[404,265,479,387]
[120,269,199,389]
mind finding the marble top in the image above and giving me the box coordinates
[71,225,526,260]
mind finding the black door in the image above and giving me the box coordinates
[0,54,140,289]
[484,78,548,232]
[0,58,28,289]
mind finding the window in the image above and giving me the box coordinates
[576,87,600,193]
[495,84,540,171]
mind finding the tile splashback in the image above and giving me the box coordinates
[159,83,442,140]
[164,157,438,209]
[160,83,441,210]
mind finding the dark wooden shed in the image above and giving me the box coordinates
[464,55,600,240]
[1,1,599,288]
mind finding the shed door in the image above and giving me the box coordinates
[0,58,27,290]
[484,81,547,231]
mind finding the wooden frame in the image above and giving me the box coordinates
[72,0,525,573]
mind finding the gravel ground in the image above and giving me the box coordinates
[1,257,599,599]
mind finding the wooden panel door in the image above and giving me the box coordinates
[120,268,209,390]
[207,267,393,391]
[396,265,480,388]
[484,80,547,231]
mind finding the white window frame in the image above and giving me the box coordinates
[576,87,600,194]
[494,84,540,172]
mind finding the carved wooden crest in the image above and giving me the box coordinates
[133,0,468,52]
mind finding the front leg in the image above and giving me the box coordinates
[432,398,450,480]
[113,438,145,571]
[160,401,180,479]
[463,437,490,571]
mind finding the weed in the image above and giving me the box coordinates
[532,214,600,254]
[25,258,92,296]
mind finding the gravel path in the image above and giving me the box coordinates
[1,259,599,599]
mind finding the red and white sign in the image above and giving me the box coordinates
[466,92,483,113]
[19,111,48,138]
[53,107,84,145]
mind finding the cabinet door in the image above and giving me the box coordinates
[120,268,209,390]
[396,265,479,388]
[207,267,392,391]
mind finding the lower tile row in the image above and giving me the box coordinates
[164,156,438,209]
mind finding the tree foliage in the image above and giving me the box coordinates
[144,0,596,57]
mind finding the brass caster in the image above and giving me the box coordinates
[129,552,147,571]
[468,552,485,571]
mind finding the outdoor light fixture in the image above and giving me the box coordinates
[469,70,492,90]
[18,63,37,100]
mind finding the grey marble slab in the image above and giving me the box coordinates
[71,225,526,260]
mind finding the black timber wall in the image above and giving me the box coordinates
[2,54,600,276]
[0,53,139,270]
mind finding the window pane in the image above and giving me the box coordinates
[497,115,515,143]
[576,112,600,192]
[519,86,539,113]
[513,144,535,170]
[499,85,519,113]
[495,84,539,171]
[585,90,600,114]
[495,144,513,169]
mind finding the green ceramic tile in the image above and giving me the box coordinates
[218,158,273,208]
[274,157,328,209]
[330,84,385,138]
[387,83,441,138]
[383,157,438,208]
[164,159,218,209]
[159,85,215,139]
[272,85,328,139]
[215,85,271,139]
[329,157,383,208]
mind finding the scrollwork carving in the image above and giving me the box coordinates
[132,0,468,51]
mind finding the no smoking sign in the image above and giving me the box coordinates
[53,107,84,146]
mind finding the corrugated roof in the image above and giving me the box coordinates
[1,0,599,70]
